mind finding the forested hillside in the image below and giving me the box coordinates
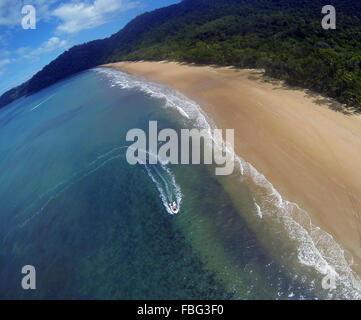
[1,0,361,110]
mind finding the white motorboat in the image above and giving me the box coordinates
[169,201,179,215]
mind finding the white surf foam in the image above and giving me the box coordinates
[94,67,361,299]
[254,201,262,219]
[94,67,210,128]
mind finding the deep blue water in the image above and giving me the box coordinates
[0,68,358,299]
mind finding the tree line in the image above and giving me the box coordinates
[1,0,361,111]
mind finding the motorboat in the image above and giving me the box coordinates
[169,201,179,215]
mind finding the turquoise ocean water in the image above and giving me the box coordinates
[0,68,360,299]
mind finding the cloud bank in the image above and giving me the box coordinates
[53,0,138,34]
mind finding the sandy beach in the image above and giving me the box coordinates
[105,61,361,276]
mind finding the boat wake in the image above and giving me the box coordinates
[17,146,182,230]
[143,162,182,215]
[18,146,129,228]
[128,147,182,215]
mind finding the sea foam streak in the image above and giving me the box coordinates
[94,67,361,299]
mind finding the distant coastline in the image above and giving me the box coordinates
[105,61,361,283]
[2,1,361,112]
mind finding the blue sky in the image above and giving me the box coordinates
[0,0,180,95]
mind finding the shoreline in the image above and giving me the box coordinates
[104,61,361,279]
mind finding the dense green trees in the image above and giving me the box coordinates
[1,0,361,110]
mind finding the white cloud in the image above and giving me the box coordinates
[0,49,10,58]
[52,0,138,34]
[0,0,59,28]
[0,58,10,76]
[0,58,10,67]
[15,36,69,61]
[33,36,68,55]
[0,0,138,31]
[0,0,23,27]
